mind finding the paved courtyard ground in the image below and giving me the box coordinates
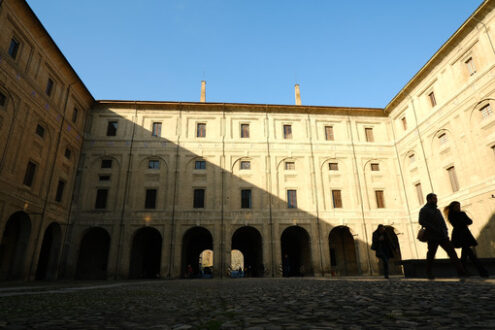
[0,277,494,329]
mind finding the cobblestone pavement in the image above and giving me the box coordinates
[0,277,494,329]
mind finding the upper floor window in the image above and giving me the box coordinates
[332,190,342,208]
[23,161,36,187]
[240,161,251,170]
[106,121,118,136]
[55,180,65,202]
[197,123,206,138]
[401,117,407,130]
[480,104,493,120]
[325,126,334,141]
[447,166,459,192]
[145,189,157,209]
[287,190,297,208]
[371,163,380,171]
[285,161,295,170]
[241,189,252,209]
[438,133,448,145]
[365,127,374,142]
[241,124,250,138]
[0,91,6,107]
[152,122,162,137]
[428,91,437,107]
[8,38,19,59]
[72,108,78,123]
[415,183,424,205]
[36,124,45,138]
[95,189,108,209]
[99,175,110,181]
[375,190,385,208]
[409,153,416,164]
[101,159,112,168]
[195,160,206,170]
[465,57,476,76]
[45,78,54,96]
[283,125,292,139]
[64,148,71,160]
[193,189,205,208]
[329,163,338,171]
[148,160,160,169]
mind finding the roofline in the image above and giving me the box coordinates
[96,99,384,112]
[18,0,94,103]
[384,0,492,113]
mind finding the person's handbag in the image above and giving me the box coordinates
[417,227,427,242]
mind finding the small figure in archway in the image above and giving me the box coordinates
[371,224,396,279]
[444,201,489,278]
[185,264,193,278]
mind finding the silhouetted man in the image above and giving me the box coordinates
[419,193,466,279]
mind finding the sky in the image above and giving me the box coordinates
[26,0,484,108]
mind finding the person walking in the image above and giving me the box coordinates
[419,193,466,280]
[371,224,396,279]
[444,201,489,278]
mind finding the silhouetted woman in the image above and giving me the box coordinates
[444,201,489,277]
[371,224,395,279]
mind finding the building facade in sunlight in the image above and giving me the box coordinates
[0,0,494,280]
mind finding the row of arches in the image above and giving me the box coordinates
[74,224,402,279]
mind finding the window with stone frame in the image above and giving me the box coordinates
[375,190,385,208]
[438,133,448,145]
[447,166,460,192]
[428,91,437,107]
[365,127,374,142]
[95,189,108,209]
[64,148,71,160]
[332,190,342,208]
[23,161,37,187]
[45,78,54,96]
[241,124,250,138]
[329,163,338,171]
[8,38,20,59]
[193,189,205,208]
[72,108,78,123]
[287,190,297,208]
[241,189,252,209]
[106,121,118,136]
[371,163,380,171]
[145,189,157,209]
[283,125,292,139]
[401,117,407,130]
[197,123,206,138]
[55,180,65,202]
[152,122,162,137]
[415,183,424,205]
[148,160,160,169]
[240,161,251,170]
[195,160,206,170]
[480,104,493,120]
[285,161,295,170]
[465,57,476,76]
[409,153,416,164]
[101,159,112,168]
[325,126,334,141]
[36,124,45,138]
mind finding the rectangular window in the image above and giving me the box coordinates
[72,108,78,123]
[480,104,493,119]
[95,189,108,209]
[99,175,110,181]
[23,161,36,187]
[46,78,54,96]
[465,57,476,75]
[55,180,65,202]
[447,166,460,192]
[148,160,160,169]
[371,163,380,171]
[106,121,118,136]
[283,125,292,139]
[241,189,252,209]
[329,163,338,171]
[240,161,251,170]
[332,190,342,208]
[101,159,112,168]
[438,133,448,145]
[325,126,334,141]
[241,124,250,138]
[409,153,416,164]
[36,124,45,138]
[193,189,205,208]
[428,91,437,107]
[152,122,162,137]
[287,190,297,208]
[285,162,295,170]
[8,38,19,59]
[145,189,157,209]
[195,160,206,170]
[415,183,424,205]
[197,123,206,138]
[64,148,71,160]
[0,91,6,107]
[375,190,385,208]
[365,127,374,142]
[401,117,407,130]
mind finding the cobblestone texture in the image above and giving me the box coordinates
[0,278,494,329]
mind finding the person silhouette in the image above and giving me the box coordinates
[371,224,396,279]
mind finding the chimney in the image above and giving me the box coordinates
[200,80,206,102]
[295,84,301,105]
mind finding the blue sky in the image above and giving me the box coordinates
[26,0,483,108]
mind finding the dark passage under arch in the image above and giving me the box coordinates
[232,226,263,277]
[36,222,62,280]
[75,227,110,280]
[0,212,31,280]
[129,227,162,279]
[329,226,358,276]
[281,226,313,277]
[182,226,213,277]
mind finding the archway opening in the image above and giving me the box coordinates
[232,226,263,277]
[281,226,312,277]
[379,226,402,275]
[35,222,62,280]
[230,249,244,277]
[0,212,31,280]
[129,227,162,279]
[182,227,213,278]
[75,227,110,280]
[329,226,358,276]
